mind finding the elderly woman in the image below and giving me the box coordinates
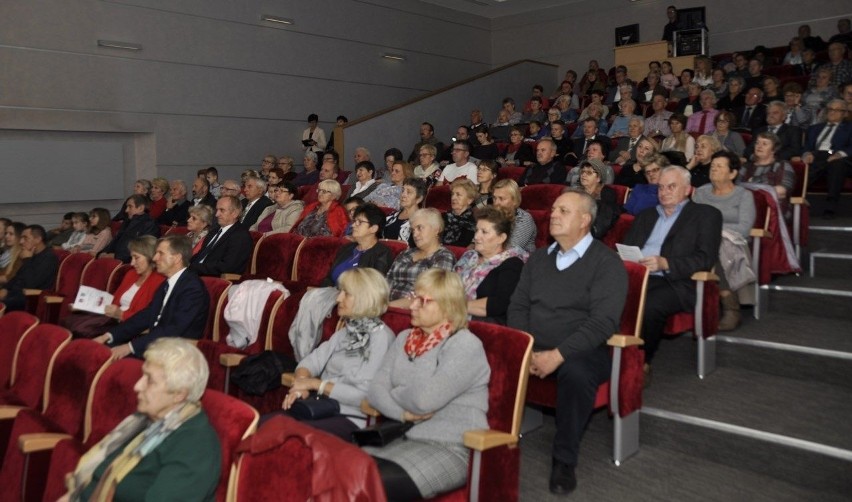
[471,125,499,161]
[492,179,537,253]
[186,204,213,255]
[661,113,695,163]
[555,94,579,123]
[577,90,609,124]
[365,161,414,210]
[685,134,722,187]
[346,161,381,200]
[384,178,426,246]
[454,207,525,325]
[717,76,746,112]
[276,268,395,439]
[579,161,621,239]
[693,56,714,88]
[365,269,490,501]
[276,156,297,182]
[475,160,498,208]
[710,110,746,157]
[413,145,442,188]
[740,131,796,220]
[499,126,535,167]
[292,152,320,187]
[74,208,113,255]
[782,82,815,129]
[693,151,756,331]
[802,68,839,115]
[382,148,404,182]
[148,178,170,221]
[61,338,220,501]
[624,153,671,215]
[387,208,456,306]
[292,179,348,237]
[443,178,477,247]
[63,235,166,338]
[0,222,25,285]
[253,181,304,233]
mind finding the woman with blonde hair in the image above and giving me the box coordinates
[149,178,170,221]
[686,134,723,187]
[292,179,348,237]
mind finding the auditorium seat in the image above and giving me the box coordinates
[200,389,259,502]
[379,239,408,260]
[497,166,526,183]
[424,184,452,212]
[46,256,122,325]
[519,184,564,211]
[200,276,231,341]
[29,252,93,323]
[0,312,39,389]
[237,232,304,283]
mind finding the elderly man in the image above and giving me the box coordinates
[687,90,720,135]
[191,177,217,209]
[407,122,443,163]
[802,99,852,218]
[219,179,242,199]
[734,88,768,131]
[157,180,191,226]
[437,140,478,184]
[644,94,673,137]
[623,166,722,368]
[745,101,803,160]
[96,235,208,359]
[570,118,611,162]
[0,225,59,311]
[101,195,160,263]
[318,159,339,182]
[508,189,627,496]
[190,195,254,276]
[240,175,273,228]
[610,116,646,164]
[811,42,852,88]
[609,99,639,138]
[469,109,485,136]
[519,138,567,186]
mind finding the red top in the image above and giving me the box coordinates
[112,268,166,320]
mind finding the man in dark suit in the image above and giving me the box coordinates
[240,176,273,228]
[609,117,646,165]
[518,139,567,186]
[567,118,611,166]
[802,99,852,218]
[100,194,159,263]
[623,166,722,367]
[744,101,803,160]
[95,235,209,359]
[734,88,768,132]
[157,180,191,226]
[0,225,59,311]
[191,177,217,209]
[190,195,254,276]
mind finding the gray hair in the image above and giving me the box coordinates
[727,75,745,87]
[767,100,788,113]
[661,165,691,186]
[171,180,188,198]
[699,89,717,102]
[144,338,209,402]
[304,151,318,163]
[629,115,645,128]
[245,175,267,191]
[188,204,214,227]
[411,207,444,235]
[355,147,371,159]
[561,188,598,228]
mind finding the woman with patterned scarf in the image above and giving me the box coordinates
[61,338,220,502]
[275,267,395,440]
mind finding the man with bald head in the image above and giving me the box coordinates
[518,138,567,186]
[508,189,627,495]
[190,195,254,276]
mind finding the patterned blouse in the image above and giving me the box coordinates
[296,208,332,237]
[386,247,456,300]
[365,183,403,210]
[442,208,476,247]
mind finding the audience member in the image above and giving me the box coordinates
[101,195,160,263]
[624,153,671,216]
[189,195,253,277]
[745,101,802,160]
[661,113,696,163]
[577,162,621,239]
[811,42,852,88]
[191,177,216,209]
[802,99,852,218]
[149,178,170,221]
[500,126,535,167]
[157,180,191,226]
[709,68,729,100]
[475,160,498,208]
[0,222,24,285]
[384,177,426,246]
[741,132,797,221]
[47,212,75,247]
[686,90,720,135]
[745,58,767,90]
[206,167,222,198]
[762,76,782,104]
[645,94,674,137]
[412,145,442,188]
[519,138,567,186]
[0,225,59,311]
[501,97,523,125]
[293,151,320,187]
[782,83,815,129]
[185,205,213,255]
[710,110,747,157]
[610,116,648,165]
[407,122,444,164]
[798,24,826,52]
[614,136,659,187]
[524,84,551,114]
[828,18,852,48]
[380,148,404,183]
[659,61,679,92]
[240,176,273,228]
[471,126,499,161]
[346,160,381,200]
[524,96,547,124]
[717,76,746,112]
[292,180,348,237]
[670,70,694,102]
[492,179,537,253]
[60,212,88,251]
[276,156,298,183]
[366,160,414,210]
[609,99,639,138]
[686,135,723,187]
[442,178,477,248]
[803,68,840,115]
[734,88,768,131]
[387,208,455,305]
[438,141,478,185]
[675,82,702,116]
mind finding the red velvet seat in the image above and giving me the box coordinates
[497,166,526,182]
[201,276,232,341]
[243,232,304,282]
[0,302,4,318]
[606,184,630,206]
[445,245,468,261]
[663,274,720,378]
[200,389,259,502]
[0,325,71,410]
[0,338,112,502]
[228,416,380,502]
[379,239,408,260]
[519,184,564,211]
[285,236,348,289]
[603,213,635,250]
[41,358,144,502]
[525,261,648,465]
[527,209,552,249]
[49,257,123,324]
[424,184,452,212]
[299,184,319,204]
[31,253,94,323]
[0,312,39,389]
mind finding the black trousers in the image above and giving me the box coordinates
[641,276,690,364]
[553,345,611,466]
[809,152,852,212]
[373,457,421,502]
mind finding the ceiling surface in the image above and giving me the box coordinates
[416,0,585,19]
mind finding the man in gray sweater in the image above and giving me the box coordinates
[508,189,627,496]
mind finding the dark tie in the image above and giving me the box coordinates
[769,125,778,134]
[154,282,169,327]
[698,111,709,134]
[742,107,753,126]
[582,139,589,154]
[816,123,836,151]
[197,228,223,263]
[628,138,637,151]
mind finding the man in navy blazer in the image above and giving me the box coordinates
[240,176,273,228]
[744,101,803,160]
[802,99,852,218]
[623,166,722,366]
[190,195,254,276]
[95,235,209,359]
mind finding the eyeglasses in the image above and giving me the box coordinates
[317,188,332,195]
[271,188,291,194]
[580,169,597,176]
[477,167,493,173]
[222,187,240,192]
[351,218,371,227]
[826,107,847,113]
[452,148,468,152]
[407,292,434,307]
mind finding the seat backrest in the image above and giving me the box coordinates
[201,276,231,341]
[299,184,319,204]
[519,184,564,211]
[201,389,258,502]
[8,325,71,409]
[603,213,635,250]
[621,261,650,338]
[381,307,411,334]
[107,264,133,294]
[790,160,808,199]
[84,358,143,445]
[445,245,468,261]
[0,312,39,388]
[252,233,304,281]
[606,184,630,206]
[41,339,113,439]
[750,188,771,232]
[496,166,525,182]
[378,239,408,261]
[54,253,95,298]
[291,237,348,286]
[467,321,533,437]
[527,209,551,249]
[80,257,122,290]
[424,184,452,212]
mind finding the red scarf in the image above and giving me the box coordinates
[404,322,452,361]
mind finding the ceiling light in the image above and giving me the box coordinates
[382,53,406,61]
[97,40,142,51]
[261,15,294,25]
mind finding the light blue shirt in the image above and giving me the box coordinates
[641,200,688,275]
[548,232,594,271]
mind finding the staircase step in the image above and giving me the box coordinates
[760,276,852,321]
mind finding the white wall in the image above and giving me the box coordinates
[0,0,492,224]
[491,0,851,85]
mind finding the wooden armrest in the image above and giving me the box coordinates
[0,406,26,420]
[691,271,719,282]
[19,432,72,454]
[360,400,381,418]
[463,429,517,451]
[219,353,247,367]
[220,273,241,282]
[281,373,296,387]
[23,289,42,296]
[44,295,64,304]
[749,229,773,239]
[607,335,644,348]
[790,197,806,205]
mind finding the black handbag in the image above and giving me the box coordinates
[351,420,414,447]
[289,396,341,421]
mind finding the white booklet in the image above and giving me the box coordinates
[72,285,114,315]
[616,244,644,263]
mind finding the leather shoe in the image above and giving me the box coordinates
[549,459,577,495]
